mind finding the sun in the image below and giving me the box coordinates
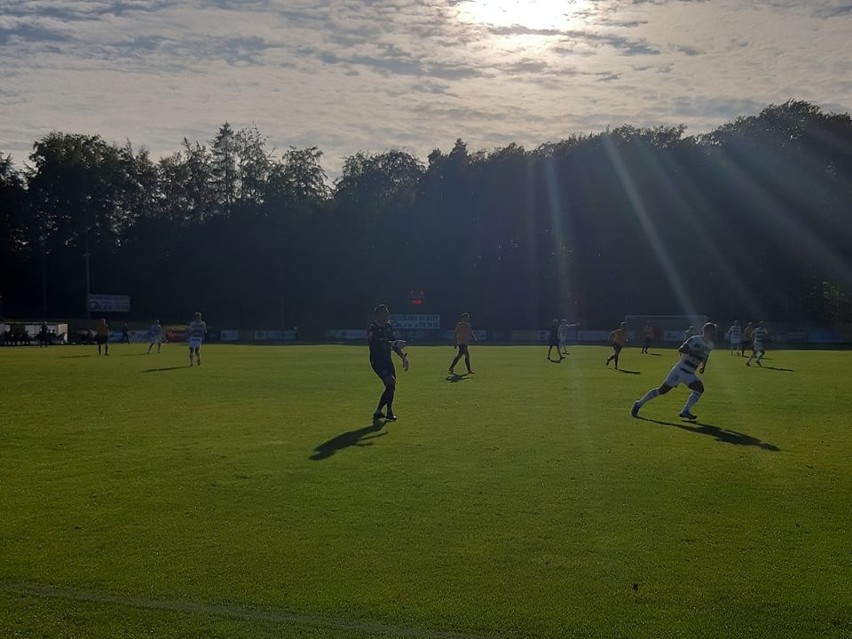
[456,0,586,31]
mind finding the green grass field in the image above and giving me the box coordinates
[1,343,850,639]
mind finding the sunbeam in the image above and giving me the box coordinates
[601,135,700,318]
[543,157,574,315]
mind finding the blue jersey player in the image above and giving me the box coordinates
[368,304,409,422]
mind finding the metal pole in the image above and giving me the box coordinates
[84,252,91,321]
[41,240,48,319]
[84,230,91,321]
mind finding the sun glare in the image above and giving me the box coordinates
[457,0,585,31]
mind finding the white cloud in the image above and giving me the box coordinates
[0,0,849,176]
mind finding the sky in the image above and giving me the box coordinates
[1,0,850,178]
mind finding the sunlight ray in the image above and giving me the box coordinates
[624,140,770,321]
[713,141,852,294]
[543,158,574,315]
[600,136,700,318]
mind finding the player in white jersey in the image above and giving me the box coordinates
[725,320,741,355]
[187,312,207,367]
[631,322,716,421]
[746,321,768,367]
[558,319,579,356]
[147,319,163,354]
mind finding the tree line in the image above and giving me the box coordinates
[1,100,851,334]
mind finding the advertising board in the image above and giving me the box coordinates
[88,294,130,313]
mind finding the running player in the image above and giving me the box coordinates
[368,304,409,421]
[631,322,716,420]
[725,320,742,355]
[558,319,580,356]
[38,321,50,348]
[187,312,207,367]
[641,321,654,354]
[147,319,163,354]
[606,322,629,369]
[746,321,768,367]
[547,319,562,361]
[741,322,754,357]
[449,312,476,375]
[95,318,110,355]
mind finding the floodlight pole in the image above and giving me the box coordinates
[41,238,47,319]
[84,230,91,321]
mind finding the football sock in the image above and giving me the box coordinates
[683,391,702,413]
[637,388,659,406]
[379,385,394,410]
[384,386,395,415]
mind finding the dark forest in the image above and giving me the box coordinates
[1,100,850,333]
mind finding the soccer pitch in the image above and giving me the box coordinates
[1,344,850,639]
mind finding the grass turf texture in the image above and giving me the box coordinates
[1,344,850,639]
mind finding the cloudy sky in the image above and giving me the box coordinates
[1,0,850,177]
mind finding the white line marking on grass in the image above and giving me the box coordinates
[0,580,498,639]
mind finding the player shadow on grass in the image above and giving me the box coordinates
[757,365,795,372]
[310,423,388,461]
[614,368,641,375]
[143,366,188,373]
[637,417,780,451]
[446,373,471,382]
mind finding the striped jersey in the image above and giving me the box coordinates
[726,324,741,341]
[150,323,162,337]
[678,335,713,372]
[752,325,768,345]
[188,320,207,339]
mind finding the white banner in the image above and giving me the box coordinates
[390,314,440,329]
[88,294,130,313]
[220,330,240,342]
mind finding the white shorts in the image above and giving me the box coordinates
[149,336,162,345]
[663,364,699,388]
[188,337,202,349]
[752,341,764,352]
